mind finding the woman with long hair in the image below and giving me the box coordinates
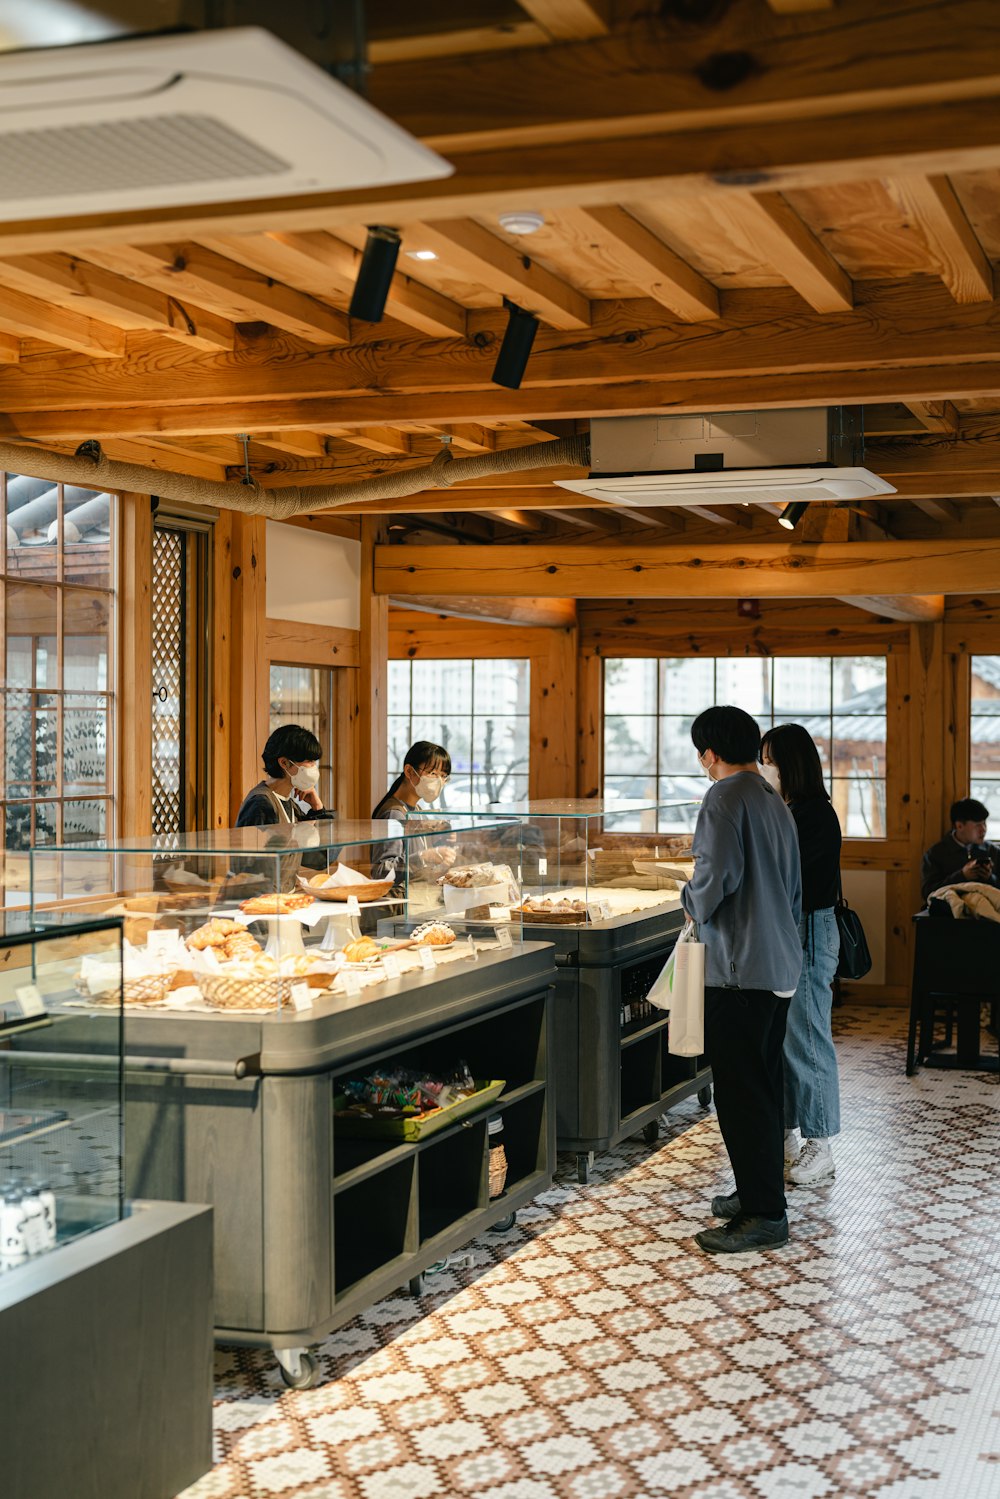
[371,740,456,888]
[760,722,842,1187]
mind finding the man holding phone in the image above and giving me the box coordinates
[920,797,1000,901]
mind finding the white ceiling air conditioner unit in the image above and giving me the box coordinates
[555,409,897,508]
[0,28,452,222]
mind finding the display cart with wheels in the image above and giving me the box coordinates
[430,799,713,1184]
[29,818,555,1390]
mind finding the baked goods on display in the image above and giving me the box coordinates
[516,895,588,924]
[300,870,395,903]
[239,890,314,916]
[444,865,495,890]
[410,922,456,947]
[342,937,382,964]
[187,917,244,950]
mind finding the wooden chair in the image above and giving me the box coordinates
[907,908,1000,1076]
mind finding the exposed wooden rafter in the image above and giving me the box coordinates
[723,192,853,312]
[515,0,611,41]
[558,204,719,320]
[404,220,591,329]
[887,175,994,303]
[839,595,946,622]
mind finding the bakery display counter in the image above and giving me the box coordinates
[23,930,556,1390]
[433,800,711,1182]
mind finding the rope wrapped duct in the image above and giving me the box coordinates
[0,433,591,519]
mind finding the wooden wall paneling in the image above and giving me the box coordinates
[227,515,268,823]
[264,617,360,670]
[578,598,908,657]
[531,624,578,800]
[388,610,550,661]
[883,649,914,994]
[576,654,604,799]
[358,518,389,820]
[118,493,153,839]
[334,665,361,820]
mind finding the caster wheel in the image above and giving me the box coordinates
[279,1351,318,1390]
[490,1211,517,1233]
[642,1120,660,1144]
[697,1085,713,1108]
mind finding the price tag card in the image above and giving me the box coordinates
[538,856,548,876]
[419,947,436,971]
[586,903,603,925]
[147,928,182,959]
[497,926,513,950]
[16,984,46,1018]
[466,937,479,963]
[381,952,403,980]
[599,899,613,920]
[346,896,361,916]
[289,983,313,1011]
[341,970,363,996]
[21,1212,47,1256]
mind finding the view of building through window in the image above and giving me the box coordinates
[388,658,530,811]
[603,655,888,836]
[970,656,1000,813]
[269,664,337,812]
[2,474,116,902]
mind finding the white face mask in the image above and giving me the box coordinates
[414,773,444,804]
[288,762,320,793]
[698,752,715,782]
[759,762,782,792]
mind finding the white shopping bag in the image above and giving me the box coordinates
[647,920,705,1056]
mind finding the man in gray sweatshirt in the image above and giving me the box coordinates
[682,705,803,1254]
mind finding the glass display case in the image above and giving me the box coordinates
[29,818,523,1017]
[0,916,124,1272]
[428,797,700,926]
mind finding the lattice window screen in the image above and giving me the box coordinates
[151,527,185,836]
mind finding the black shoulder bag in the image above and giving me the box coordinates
[835,872,872,980]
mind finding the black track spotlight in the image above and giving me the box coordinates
[778,500,809,531]
[491,297,539,390]
[349,225,401,322]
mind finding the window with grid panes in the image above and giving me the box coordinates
[603,655,887,836]
[2,475,116,903]
[388,658,530,811]
[970,656,1000,811]
[269,664,336,811]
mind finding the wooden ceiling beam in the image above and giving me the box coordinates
[251,431,328,459]
[724,192,853,312]
[325,427,414,457]
[198,231,469,339]
[0,286,124,358]
[489,507,548,533]
[838,595,946,622]
[0,253,236,351]
[374,538,1000,599]
[387,594,577,627]
[369,21,547,65]
[515,0,611,40]
[766,0,835,12]
[910,496,963,522]
[0,334,20,364]
[75,243,351,345]
[887,175,994,303]
[903,400,961,434]
[560,204,719,320]
[404,220,591,328]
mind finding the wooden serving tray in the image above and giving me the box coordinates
[299,876,395,903]
[515,903,587,925]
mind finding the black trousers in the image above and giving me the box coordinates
[704,986,791,1219]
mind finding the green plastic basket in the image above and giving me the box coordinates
[334,1079,505,1141]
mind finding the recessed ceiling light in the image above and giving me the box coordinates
[406,249,438,261]
[498,210,545,235]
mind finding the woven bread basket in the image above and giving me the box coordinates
[488,1143,509,1199]
[199,973,294,1011]
[122,974,171,1006]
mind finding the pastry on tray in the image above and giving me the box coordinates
[187,917,244,950]
[343,937,382,964]
[517,895,588,923]
[239,890,314,916]
[410,922,455,947]
[444,865,495,889]
[301,869,394,902]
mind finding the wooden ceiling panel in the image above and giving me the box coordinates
[624,200,784,289]
[777,180,935,279]
[949,169,1000,257]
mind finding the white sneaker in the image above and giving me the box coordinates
[783,1130,800,1176]
[788,1138,835,1187]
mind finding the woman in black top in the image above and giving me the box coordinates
[371,740,455,890]
[760,723,842,1189]
[236,723,330,828]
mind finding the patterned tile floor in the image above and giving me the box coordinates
[179,1006,1000,1499]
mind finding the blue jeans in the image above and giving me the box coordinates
[783,907,841,1138]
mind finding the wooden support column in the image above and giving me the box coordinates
[358,517,389,819]
[908,617,947,909]
[118,493,153,839]
[577,654,604,799]
[226,514,268,823]
[530,621,579,800]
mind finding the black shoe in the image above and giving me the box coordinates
[695,1213,789,1255]
[711,1191,741,1220]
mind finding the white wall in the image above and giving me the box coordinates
[265,521,360,630]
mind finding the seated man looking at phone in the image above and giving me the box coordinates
[921,797,1000,901]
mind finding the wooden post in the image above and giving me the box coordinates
[358,517,389,819]
[118,493,153,839]
[227,514,268,823]
[576,654,604,799]
[530,622,578,800]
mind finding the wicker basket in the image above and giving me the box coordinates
[489,1144,509,1199]
[199,973,294,1012]
[299,875,394,903]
